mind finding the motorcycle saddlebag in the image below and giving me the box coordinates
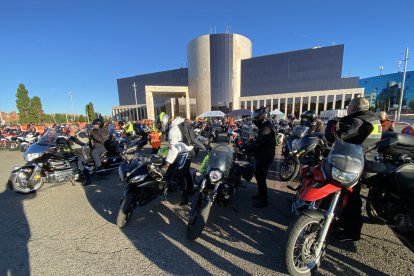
[377,132,414,159]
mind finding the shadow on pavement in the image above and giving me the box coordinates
[0,186,35,276]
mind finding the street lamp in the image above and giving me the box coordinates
[132,82,138,121]
[69,91,75,122]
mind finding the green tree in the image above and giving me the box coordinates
[15,83,31,123]
[78,115,86,123]
[30,96,45,123]
[85,102,95,122]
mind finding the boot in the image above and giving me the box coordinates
[81,170,91,186]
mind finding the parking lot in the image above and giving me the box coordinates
[0,145,413,275]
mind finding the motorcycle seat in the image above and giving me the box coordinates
[150,155,164,166]
[394,164,414,194]
[234,160,250,167]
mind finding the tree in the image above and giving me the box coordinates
[30,96,45,123]
[15,84,31,123]
[78,115,86,123]
[85,102,95,122]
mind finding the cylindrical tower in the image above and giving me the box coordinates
[187,33,252,115]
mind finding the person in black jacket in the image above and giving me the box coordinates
[325,97,382,241]
[90,118,108,171]
[249,107,276,208]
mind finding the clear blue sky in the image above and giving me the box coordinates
[1,0,412,116]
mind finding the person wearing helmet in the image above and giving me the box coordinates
[159,112,205,204]
[378,111,395,132]
[248,107,276,208]
[90,118,108,171]
[119,117,135,137]
[325,97,381,242]
[300,110,324,134]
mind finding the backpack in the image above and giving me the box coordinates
[178,121,196,146]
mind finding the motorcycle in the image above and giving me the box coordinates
[18,132,40,152]
[186,144,254,240]
[365,132,414,252]
[284,139,364,275]
[8,129,82,193]
[279,124,310,182]
[275,124,291,146]
[116,144,199,228]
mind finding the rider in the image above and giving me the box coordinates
[119,117,135,137]
[325,97,382,241]
[248,107,276,208]
[159,113,205,204]
[67,125,91,186]
[378,111,395,132]
[90,118,108,171]
[300,110,324,134]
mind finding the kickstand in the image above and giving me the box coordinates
[70,180,75,186]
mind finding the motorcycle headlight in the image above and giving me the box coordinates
[331,167,358,184]
[209,170,223,183]
[24,152,43,162]
[130,174,146,183]
[291,139,300,152]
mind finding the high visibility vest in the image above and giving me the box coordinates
[150,131,161,148]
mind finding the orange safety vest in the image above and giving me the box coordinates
[150,131,161,148]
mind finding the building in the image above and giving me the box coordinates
[115,33,364,120]
[359,71,414,110]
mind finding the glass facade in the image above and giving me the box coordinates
[359,71,414,107]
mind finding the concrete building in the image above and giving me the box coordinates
[114,33,363,120]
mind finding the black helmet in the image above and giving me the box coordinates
[300,110,317,122]
[92,118,104,128]
[251,107,268,127]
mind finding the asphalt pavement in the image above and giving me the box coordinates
[0,138,413,275]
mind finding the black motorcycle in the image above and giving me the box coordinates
[186,144,254,240]
[8,128,81,193]
[279,124,310,181]
[116,149,194,228]
[365,132,414,253]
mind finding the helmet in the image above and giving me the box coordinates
[300,110,317,122]
[118,120,124,127]
[156,112,170,132]
[121,117,129,123]
[288,114,296,121]
[92,118,104,128]
[251,107,268,127]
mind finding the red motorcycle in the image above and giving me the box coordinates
[284,140,364,275]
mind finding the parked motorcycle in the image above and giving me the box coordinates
[18,132,40,152]
[365,132,414,253]
[275,124,291,146]
[279,124,310,181]
[186,144,254,240]
[284,139,364,275]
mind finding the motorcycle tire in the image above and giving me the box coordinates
[285,215,326,276]
[8,142,19,151]
[187,193,212,240]
[279,157,300,182]
[8,173,44,194]
[116,194,137,228]
[276,135,283,146]
[20,144,28,152]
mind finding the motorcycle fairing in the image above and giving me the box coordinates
[299,183,351,202]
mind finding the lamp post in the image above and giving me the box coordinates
[69,91,75,122]
[397,47,409,122]
[132,82,138,121]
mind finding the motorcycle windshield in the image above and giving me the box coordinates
[291,125,309,138]
[327,140,364,175]
[206,144,234,177]
[37,129,58,146]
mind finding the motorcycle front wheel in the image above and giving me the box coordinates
[279,157,300,182]
[116,194,137,228]
[285,215,326,276]
[8,141,19,151]
[8,172,44,194]
[187,192,212,240]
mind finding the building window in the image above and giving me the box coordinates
[345,94,352,107]
[259,100,265,108]
[273,99,278,109]
[302,97,309,114]
[318,96,325,114]
[310,96,317,111]
[335,94,343,109]
[327,95,334,110]
[253,100,258,109]
[287,98,293,114]
[241,101,245,109]
[294,97,301,117]
[266,99,271,108]
[280,98,286,114]
[247,101,252,111]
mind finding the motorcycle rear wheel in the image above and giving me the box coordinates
[285,215,326,276]
[187,193,212,240]
[116,194,137,228]
[9,173,44,194]
[8,142,19,151]
[279,157,300,182]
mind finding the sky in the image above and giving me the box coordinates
[0,0,413,116]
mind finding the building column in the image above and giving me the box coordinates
[323,95,328,112]
[171,99,175,118]
[341,94,345,109]
[145,90,155,121]
[186,95,190,119]
[270,99,273,111]
[332,94,336,110]
[292,97,296,115]
[277,98,280,110]
[315,96,319,114]
[285,97,288,114]
[299,97,303,115]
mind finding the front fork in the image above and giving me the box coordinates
[314,190,341,256]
